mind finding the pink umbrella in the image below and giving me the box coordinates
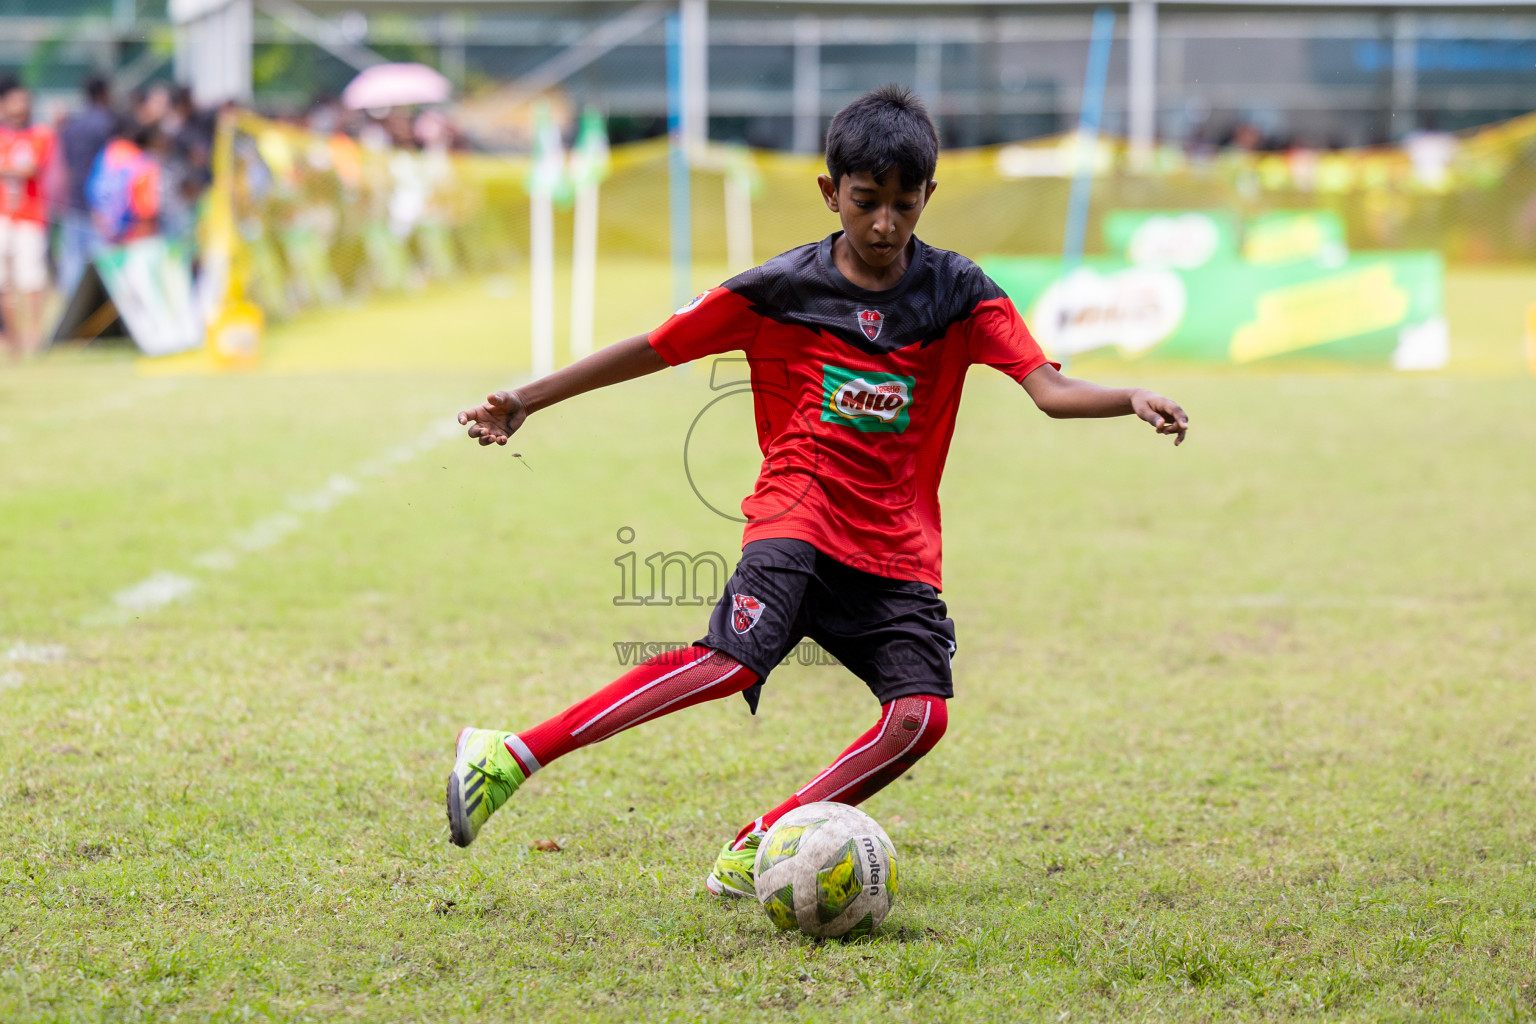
[342,63,452,111]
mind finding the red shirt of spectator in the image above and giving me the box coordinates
[0,122,54,224]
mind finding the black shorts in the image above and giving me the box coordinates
[699,538,956,713]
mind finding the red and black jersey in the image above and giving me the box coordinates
[648,232,1054,590]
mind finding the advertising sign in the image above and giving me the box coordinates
[1102,210,1239,269]
[92,238,202,357]
[982,251,1446,369]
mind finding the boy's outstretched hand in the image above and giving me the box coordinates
[459,390,526,446]
[1020,366,1189,445]
[456,335,670,448]
[1131,389,1189,446]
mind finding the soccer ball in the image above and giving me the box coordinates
[753,801,897,939]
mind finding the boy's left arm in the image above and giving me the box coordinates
[1020,365,1189,446]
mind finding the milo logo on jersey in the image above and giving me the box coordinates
[820,363,916,434]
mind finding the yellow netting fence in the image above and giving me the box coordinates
[205,109,1536,332]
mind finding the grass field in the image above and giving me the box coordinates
[2,265,1535,1022]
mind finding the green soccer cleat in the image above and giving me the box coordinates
[446,727,528,848]
[705,831,763,898]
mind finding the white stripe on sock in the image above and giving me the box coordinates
[821,703,931,803]
[571,649,716,736]
[590,664,744,743]
[503,733,542,775]
[795,702,896,797]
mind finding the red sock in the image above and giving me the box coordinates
[732,694,948,847]
[504,647,756,776]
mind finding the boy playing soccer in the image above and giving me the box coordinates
[448,86,1188,896]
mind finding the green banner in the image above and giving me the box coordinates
[981,251,1446,369]
[1102,210,1239,269]
[1242,211,1348,266]
[94,237,202,357]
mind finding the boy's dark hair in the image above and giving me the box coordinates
[824,85,939,191]
[0,76,21,99]
[85,74,111,104]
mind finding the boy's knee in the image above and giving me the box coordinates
[884,694,947,759]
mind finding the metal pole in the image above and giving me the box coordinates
[1128,0,1157,171]
[528,103,562,378]
[502,2,669,102]
[441,13,467,92]
[915,39,942,113]
[1062,6,1115,267]
[530,188,555,378]
[570,181,599,360]
[258,0,386,72]
[666,12,693,311]
[1059,5,1116,374]
[724,158,753,272]
[233,0,252,102]
[680,0,708,147]
[793,16,821,154]
[570,110,608,362]
[1391,11,1417,139]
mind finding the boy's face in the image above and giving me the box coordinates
[2,89,30,127]
[818,170,938,271]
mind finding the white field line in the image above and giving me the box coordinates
[0,380,185,449]
[99,379,187,414]
[5,642,68,663]
[109,571,199,614]
[1199,594,1434,611]
[90,412,476,626]
[1,641,70,690]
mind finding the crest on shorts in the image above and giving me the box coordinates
[731,594,766,634]
[856,309,884,341]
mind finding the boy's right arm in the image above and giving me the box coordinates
[458,333,667,446]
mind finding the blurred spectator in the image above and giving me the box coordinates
[1286,139,1319,191]
[57,74,116,299]
[307,97,362,189]
[0,77,55,359]
[381,110,416,150]
[166,85,215,177]
[88,122,161,245]
[1405,115,1457,191]
[160,87,214,244]
[131,84,171,130]
[1227,123,1266,152]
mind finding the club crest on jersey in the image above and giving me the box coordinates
[675,289,711,316]
[820,363,916,434]
[856,309,884,341]
[731,594,766,634]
